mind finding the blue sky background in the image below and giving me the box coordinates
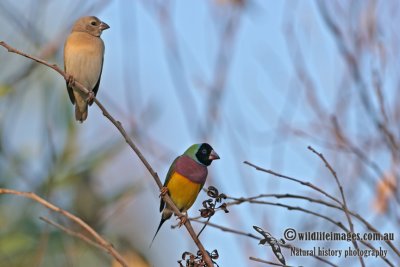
[1,0,399,266]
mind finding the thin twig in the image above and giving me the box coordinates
[223,198,394,266]
[191,218,262,240]
[0,189,128,267]
[39,216,103,251]
[243,161,341,205]
[196,195,219,239]
[245,159,399,258]
[190,219,336,266]
[199,190,400,258]
[307,146,365,267]
[196,216,211,239]
[226,194,400,257]
[0,41,213,267]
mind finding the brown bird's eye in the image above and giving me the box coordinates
[91,21,97,26]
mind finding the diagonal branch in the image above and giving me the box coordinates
[308,146,364,267]
[39,216,104,251]
[243,160,341,204]
[0,41,214,267]
[0,189,128,267]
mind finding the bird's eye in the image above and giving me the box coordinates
[91,21,97,26]
[202,149,207,154]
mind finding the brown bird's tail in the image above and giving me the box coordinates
[150,208,173,247]
[75,102,88,122]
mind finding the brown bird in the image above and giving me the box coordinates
[64,16,109,122]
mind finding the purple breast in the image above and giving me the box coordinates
[175,155,208,184]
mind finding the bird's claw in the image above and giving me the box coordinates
[159,187,169,197]
[177,214,187,227]
[86,90,95,104]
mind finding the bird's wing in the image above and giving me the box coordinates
[160,156,180,212]
[64,42,76,104]
[66,85,76,104]
[89,56,103,106]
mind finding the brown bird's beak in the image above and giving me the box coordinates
[208,150,220,161]
[99,22,110,31]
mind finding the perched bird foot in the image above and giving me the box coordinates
[159,186,169,197]
[177,214,187,227]
[67,74,75,87]
[86,90,95,105]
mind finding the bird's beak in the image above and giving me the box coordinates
[208,150,220,160]
[99,22,110,31]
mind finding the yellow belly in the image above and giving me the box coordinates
[167,172,202,212]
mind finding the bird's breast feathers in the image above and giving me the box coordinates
[167,172,202,212]
[174,155,208,184]
[64,32,104,88]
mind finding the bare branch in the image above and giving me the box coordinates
[308,146,364,267]
[0,41,214,267]
[191,219,338,266]
[0,188,129,267]
[226,193,400,257]
[243,161,341,205]
[39,216,103,251]
[222,198,394,266]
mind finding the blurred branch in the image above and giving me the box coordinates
[203,8,242,138]
[0,188,129,267]
[0,1,45,44]
[0,41,214,267]
[282,3,329,121]
[140,0,199,136]
[331,116,385,180]
[39,216,103,251]
[307,146,365,267]
[316,1,400,161]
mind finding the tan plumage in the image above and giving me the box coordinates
[64,16,109,122]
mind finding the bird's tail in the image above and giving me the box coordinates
[149,217,167,248]
[150,208,173,247]
[75,102,88,122]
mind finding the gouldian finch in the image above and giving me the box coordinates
[151,143,220,245]
[64,16,109,122]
